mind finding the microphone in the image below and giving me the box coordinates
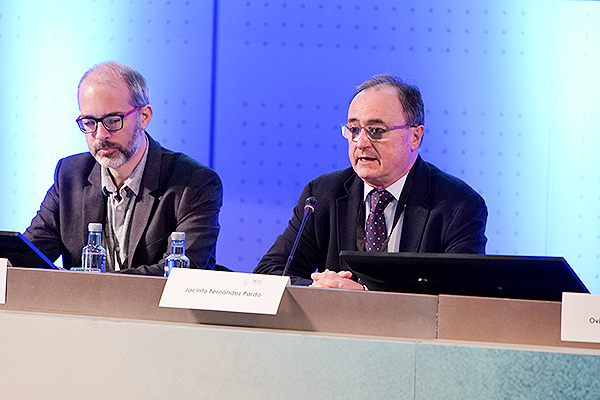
[282,196,317,277]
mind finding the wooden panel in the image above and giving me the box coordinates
[0,267,438,340]
[437,294,600,350]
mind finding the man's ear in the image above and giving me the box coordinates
[411,125,424,150]
[139,105,153,130]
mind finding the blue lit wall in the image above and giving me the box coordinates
[1,1,598,292]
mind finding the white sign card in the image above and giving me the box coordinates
[561,292,600,343]
[159,269,290,315]
[0,258,7,304]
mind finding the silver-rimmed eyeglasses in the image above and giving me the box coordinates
[341,123,416,142]
[76,106,141,134]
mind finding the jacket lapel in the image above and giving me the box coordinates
[336,172,364,252]
[399,156,430,252]
[82,162,106,241]
[126,136,161,267]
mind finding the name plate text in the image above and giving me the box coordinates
[159,269,289,315]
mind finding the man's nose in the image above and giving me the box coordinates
[355,129,372,148]
[93,123,111,141]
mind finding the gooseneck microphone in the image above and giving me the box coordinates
[282,196,318,277]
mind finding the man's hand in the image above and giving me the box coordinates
[309,269,365,290]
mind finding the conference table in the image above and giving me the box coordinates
[1,267,599,399]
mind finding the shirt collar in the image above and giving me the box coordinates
[362,173,408,202]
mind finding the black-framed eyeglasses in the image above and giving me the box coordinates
[341,123,416,142]
[76,106,141,134]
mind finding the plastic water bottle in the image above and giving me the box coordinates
[164,232,190,277]
[74,223,106,273]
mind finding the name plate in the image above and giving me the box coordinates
[0,258,6,304]
[561,292,600,343]
[159,269,290,315]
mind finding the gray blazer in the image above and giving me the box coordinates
[25,134,222,275]
[254,156,488,285]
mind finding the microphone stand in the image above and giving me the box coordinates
[282,197,317,277]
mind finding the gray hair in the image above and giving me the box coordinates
[78,61,149,108]
[352,75,424,127]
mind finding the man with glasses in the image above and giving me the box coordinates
[25,62,222,275]
[255,75,487,289]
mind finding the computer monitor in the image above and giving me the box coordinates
[339,251,588,301]
[0,231,60,270]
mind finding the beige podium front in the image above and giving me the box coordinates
[1,267,599,399]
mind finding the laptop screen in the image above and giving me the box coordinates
[340,251,588,301]
[0,231,59,270]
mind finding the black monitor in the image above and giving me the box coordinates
[339,251,589,301]
[0,231,60,270]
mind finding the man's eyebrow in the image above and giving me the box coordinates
[367,118,387,125]
[78,111,122,119]
[347,117,388,125]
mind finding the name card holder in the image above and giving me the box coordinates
[159,269,290,315]
[0,258,7,304]
[561,292,600,343]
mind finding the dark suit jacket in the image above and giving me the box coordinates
[24,134,222,275]
[254,156,488,285]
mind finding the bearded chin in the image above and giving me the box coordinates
[93,128,145,169]
[94,150,128,169]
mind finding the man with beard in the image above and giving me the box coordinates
[255,75,487,289]
[24,62,222,275]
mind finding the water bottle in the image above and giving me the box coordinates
[74,223,106,273]
[164,232,190,277]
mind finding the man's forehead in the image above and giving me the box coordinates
[79,77,126,93]
[78,81,131,114]
[348,87,405,119]
[351,85,399,103]
[78,78,129,98]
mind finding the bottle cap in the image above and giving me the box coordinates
[88,222,103,232]
[171,232,185,241]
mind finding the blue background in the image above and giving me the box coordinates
[0,1,598,292]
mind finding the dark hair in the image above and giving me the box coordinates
[78,61,149,108]
[352,75,424,126]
